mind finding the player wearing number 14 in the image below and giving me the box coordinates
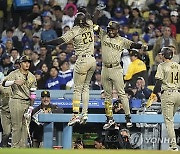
[44,12,96,126]
[151,47,180,151]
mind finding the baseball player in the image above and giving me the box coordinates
[150,47,180,151]
[94,21,145,129]
[44,12,96,126]
[2,55,37,148]
[0,72,11,147]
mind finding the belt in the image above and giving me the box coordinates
[12,98,30,101]
[161,89,180,94]
[78,54,94,58]
[104,63,119,68]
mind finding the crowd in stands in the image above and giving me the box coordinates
[0,0,180,98]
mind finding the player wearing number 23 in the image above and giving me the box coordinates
[151,47,180,151]
[44,12,96,126]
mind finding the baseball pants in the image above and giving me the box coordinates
[72,56,96,114]
[101,65,131,117]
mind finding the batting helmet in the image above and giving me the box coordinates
[74,12,88,27]
[19,55,31,63]
[107,21,120,31]
[160,47,173,59]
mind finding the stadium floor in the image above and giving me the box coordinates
[0,149,178,154]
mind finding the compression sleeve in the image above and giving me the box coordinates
[153,79,162,94]
[44,38,65,46]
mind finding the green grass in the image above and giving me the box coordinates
[0,149,179,154]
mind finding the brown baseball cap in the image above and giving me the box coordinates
[41,90,50,97]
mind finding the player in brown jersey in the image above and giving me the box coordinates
[44,12,96,126]
[150,47,180,151]
[94,21,146,129]
[2,56,37,148]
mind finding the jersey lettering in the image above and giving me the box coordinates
[82,32,93,44]
[171,72,179,83]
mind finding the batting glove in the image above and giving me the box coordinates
[24,106,34,119]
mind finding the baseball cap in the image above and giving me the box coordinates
[132,31,139,36]
[19,56,31,63]
[149,11,156,15]
[42,11,52,18]
[160,5,170,11]
[35,70,42,75]
[155,0,162,3]
[23,45,31,50]
[33,33,41,38]
[170,11,178,16]
[129,49,139,56]
[41,90,50,97]
[2,53,10,60]
[114,7,123,13]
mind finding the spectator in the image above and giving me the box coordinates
[0,53,13,76]
[39,45,52,68]
[32,33,41,54]
[59,60,73,90]
[1,28,14,45]
[30,90,64,148]
[161,16,176,38]
[124,49,148,88]
[51,57,61,70]
[91,70,103,90]
[9,48,20,64]
[62,5,76,29]
[45,66,63,90]
[111,7,128,27]
[73,137,84,149]
[57,51,67,65]
[170,11,180,34]
[22,45,33,57]
[4,39,13,54]
[69,52,77,70]
[129,8,145,29]
[132,77,152,99]
[41,21,58,42]
[52,5,63,37]
[30,51,43,73]
[27,3,41,23]
[153,26,179,63]
[94,137,105,149]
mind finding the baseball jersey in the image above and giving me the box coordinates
[61,20,94,56]
[4,69,37,100]
[98,28,133,65]
[155,61,180,91]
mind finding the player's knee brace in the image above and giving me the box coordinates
[72,100,80,113]
[104,101,113,117]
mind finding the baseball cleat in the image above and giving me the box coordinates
[168,147,178,151]
[125,115,133,128]
[68,115,80,126]
[103,119,115,130]
[80,114,88,124]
